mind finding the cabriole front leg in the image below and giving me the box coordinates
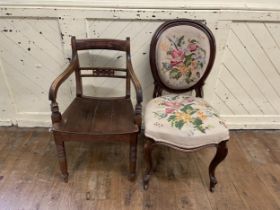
[209,140,228,192]
[54,137,69,183]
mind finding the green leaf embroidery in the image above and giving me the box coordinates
[185,71,192,84]
[181,104,194,113]
[198,61,203,69]
[196,125,206,133]
[199,47,206,55]
[192,118,203,126]
[153,100,212,133]
[192,118,206,133]
[177,36,184,47]
[184,53,194,67]
[167,37,178,50]
[167,115,176,122]
[170,69,182,79]
[175,120,185,129]
[171,95,180,100]
[194,118,205,131]
[167,50,172,55]
[153,112,166,119]
[189,109,198,115]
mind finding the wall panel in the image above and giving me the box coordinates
[0,4,279,128]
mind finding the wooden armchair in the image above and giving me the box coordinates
[49,37,142,182]
[143,19,229,192]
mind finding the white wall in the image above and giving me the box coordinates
[0,1,280,128]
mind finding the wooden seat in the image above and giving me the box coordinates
[49,37,142,182]
[53,97,138,135]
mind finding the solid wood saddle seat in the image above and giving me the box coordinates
[53,97,138,135]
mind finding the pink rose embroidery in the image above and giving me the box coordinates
[165,108,175,114]
[170,49,184,66]
[170,60,182,66]
[183,97,195,103]
[161,36,206,85]
[171,49,184,59]
[162,101,182,109]
[187,43,198,52]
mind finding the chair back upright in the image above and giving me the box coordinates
[71,37,131,98]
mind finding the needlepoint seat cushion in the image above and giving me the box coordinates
[145,95,229,149]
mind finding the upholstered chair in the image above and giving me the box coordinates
[143,19,229,192]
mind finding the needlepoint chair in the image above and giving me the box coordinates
[143,19,229,192]
[49,37,142,182]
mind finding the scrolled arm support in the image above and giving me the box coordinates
[134,103,142,128]
[49,56,79,123]
[51,102,62,123]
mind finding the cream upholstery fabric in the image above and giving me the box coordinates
[156,25,210,90]
[145,95,229,148]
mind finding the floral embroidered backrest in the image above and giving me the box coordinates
[150,19,216,92]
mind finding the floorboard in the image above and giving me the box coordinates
[0,128,279,210]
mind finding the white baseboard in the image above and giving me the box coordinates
[0,119,13,126]
[222,115,280,129]
[2,115,280,129]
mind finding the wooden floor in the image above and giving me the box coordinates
[0,127,280,210]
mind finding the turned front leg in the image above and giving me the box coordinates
[129,133,138,181]
[143,138,154,190]
[54,138,69,182]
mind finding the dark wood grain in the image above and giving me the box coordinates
[48,55,79,103]
[48,55,79,123]
[53,97,137,135]
[75,38,129,51]
[49,37,142,182]
[0,128,279,210]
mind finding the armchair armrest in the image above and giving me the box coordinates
[49,56,78,102]
[127,58,143,128]
[49,56,79,123]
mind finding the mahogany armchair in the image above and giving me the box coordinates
[49,37,142,182]
[143,19,229,192]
